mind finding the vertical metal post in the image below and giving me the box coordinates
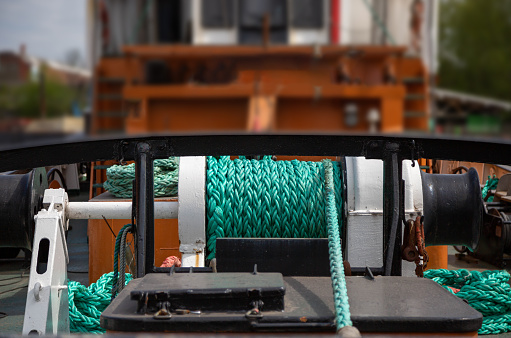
[135,142,154,277]
[383,143,402,276]
[178,157,206,267]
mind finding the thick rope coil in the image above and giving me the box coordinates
[205,156,343,259]
[103,158,179,198]
[69,272,132,333]
[425,269,511,335]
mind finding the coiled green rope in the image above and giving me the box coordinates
[205,156,343,259]
[425,269,511,335]
[104,158,179,198]
[68,272,132,333]
[69,225,134,333]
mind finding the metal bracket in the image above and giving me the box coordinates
[23,189,70,335]
[382,143,403,276]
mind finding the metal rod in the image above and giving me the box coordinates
[383,144,402,276]
[350,267,384,276]
[66,201,178,220]
[135,142,155,277]
[3,134,511,173]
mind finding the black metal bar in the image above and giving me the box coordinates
[350,267,384,276]
[383,143,402,276]
[135,142,155,277]
[339,157,348,256]
[3,134,511,172]
[46,167,68,190]
[216,238,331,276]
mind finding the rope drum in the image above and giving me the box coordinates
[205,156,344,259]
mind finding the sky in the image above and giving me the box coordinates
[0,0,87,66]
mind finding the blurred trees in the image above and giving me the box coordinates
[63,48,86,68]
[0,48,87,119]
[0,73,76,119]
[439,0,511,101]
[13,79,74,119]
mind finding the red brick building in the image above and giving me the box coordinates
[0,45,90,87]
[0,46,31,86]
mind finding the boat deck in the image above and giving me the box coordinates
[1,189,510,336]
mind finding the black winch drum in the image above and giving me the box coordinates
[0,168,47,251]
[421,168,483,251]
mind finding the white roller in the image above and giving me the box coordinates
[66,201,178,220]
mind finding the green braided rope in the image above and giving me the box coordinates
[104,158,179,198]
[118,225,132,290]
[205,156,343,259]
[111,224,133,299]
[68,272,132,333]
[69,224,134,333]
[324,160,352,330]
[425,269,511,335]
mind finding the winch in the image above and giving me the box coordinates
[2,134,506,335]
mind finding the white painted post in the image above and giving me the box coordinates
[178,157,207,267]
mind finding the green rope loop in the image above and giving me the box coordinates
[112,223,133,299]
[425,269,511,335]
[69,225,134,333]
[69,272,132,333]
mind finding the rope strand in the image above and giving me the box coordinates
[324,160,355,332]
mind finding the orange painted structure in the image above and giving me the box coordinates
[89,45,430,282]
[92,45,429,135]
[87,194,179,284]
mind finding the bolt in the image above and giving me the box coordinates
[34,282,42,301]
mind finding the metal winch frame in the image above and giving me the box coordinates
[1,133,509,334]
